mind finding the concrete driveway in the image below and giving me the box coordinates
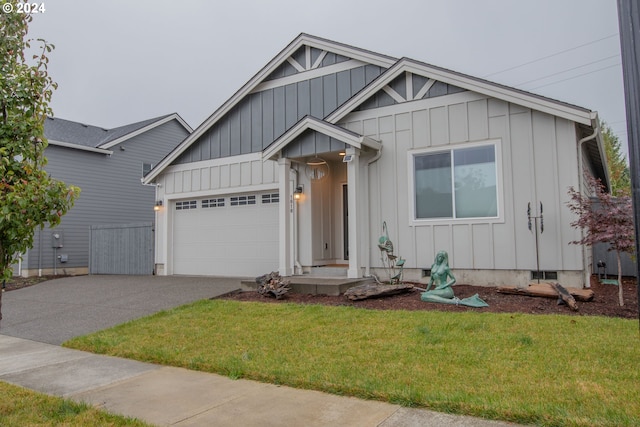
[0,275,244,345]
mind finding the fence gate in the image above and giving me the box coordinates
[89,222,154,275]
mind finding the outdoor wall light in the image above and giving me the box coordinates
[293,185,304,200]
[154,200,163,211]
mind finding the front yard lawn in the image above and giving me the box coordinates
[64,300,640,427]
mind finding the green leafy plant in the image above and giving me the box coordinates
[0,2,80,324]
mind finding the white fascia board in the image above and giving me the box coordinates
[144,34,396,184]
[47,139,113,155]
[99,114,193,150]
[401,62,595,126]
[328,59,596,126]
[263,117,380,161]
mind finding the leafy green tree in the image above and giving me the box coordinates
[1,2,79,324]
[601,120,631,196]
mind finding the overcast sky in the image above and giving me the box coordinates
[27,0,627,150]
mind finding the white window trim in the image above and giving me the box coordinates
[407,139,505,226]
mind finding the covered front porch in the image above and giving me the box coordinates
[262,117,381,279]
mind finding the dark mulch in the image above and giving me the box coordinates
[5,274,637,319]
[221,276,639,319]
[2,275,63,291]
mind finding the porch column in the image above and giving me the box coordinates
[346,147,362,278]
[278,158,293,276]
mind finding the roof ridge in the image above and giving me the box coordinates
[99,113,175,145]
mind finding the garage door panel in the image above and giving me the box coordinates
[173,195,279,277]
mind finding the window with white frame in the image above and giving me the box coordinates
[413,143,498,220]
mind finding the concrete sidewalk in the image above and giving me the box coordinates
[0,335,522,427]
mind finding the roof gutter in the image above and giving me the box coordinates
[47,140,113,155]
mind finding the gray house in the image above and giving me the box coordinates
[14,113,192,277]
[144,34,608,288]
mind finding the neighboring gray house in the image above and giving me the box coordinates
[143,34,609,288]
[14,113,192,277]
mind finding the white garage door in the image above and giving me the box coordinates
[172,192,279,277]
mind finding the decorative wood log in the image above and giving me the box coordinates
[496,283,594,302]
[344,283,414,301]
[255,272,291,299]
[549,282,579,311]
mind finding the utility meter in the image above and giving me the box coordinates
[51,231,64,248]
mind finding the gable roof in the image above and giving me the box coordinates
[45,113,192,153]
[144,34,605,185]
[327,58,598,126]
[263,116,382,161]
[143,33,396,183]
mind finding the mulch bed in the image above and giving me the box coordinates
[220,276,639,319]
[5,274,637,319]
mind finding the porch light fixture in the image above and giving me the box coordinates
[293,185,304,200]
[305,156,329,181]
[154,200,163,211]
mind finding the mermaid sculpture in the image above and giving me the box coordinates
[421,251,488,307]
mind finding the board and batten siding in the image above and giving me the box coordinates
[24,119,189,274]
[174,64,384,165]
[342,92,583,285]
[159,153,278,197]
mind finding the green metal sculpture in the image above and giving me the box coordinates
[421,250,488,307]
[377,221,404,284]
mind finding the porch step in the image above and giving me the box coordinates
[240,276,371,296]
[308,265,348,277]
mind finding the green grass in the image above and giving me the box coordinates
[0,381,151,426]
[64,300,640,427]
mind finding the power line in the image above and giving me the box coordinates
[483,33,619,78]
[529,63,621,90]
[515,55,620,87]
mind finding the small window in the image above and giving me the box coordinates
[202,198,225,208]
[531,271,558,281]
[175,200,197,210]
[261,193,279,204]
[230,195,256,206]
[142,163,153,177]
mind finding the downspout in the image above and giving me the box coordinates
[38,230,42,277]
[577,124,599,288]
[364,147,383,277]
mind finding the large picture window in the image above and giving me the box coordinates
[414,144,498,220]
